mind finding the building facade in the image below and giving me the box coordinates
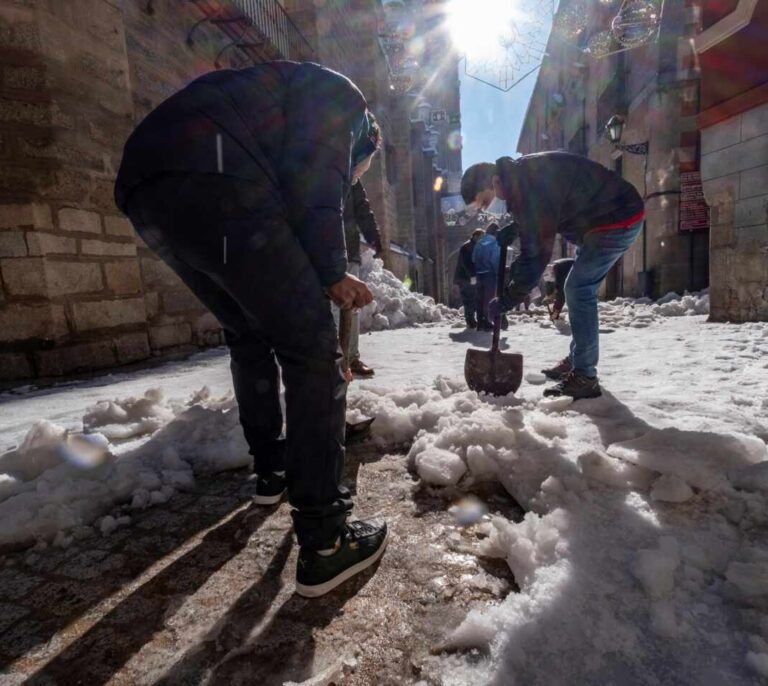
[695,0,768,322]
[0,0,462,382]
[517,0,709,300]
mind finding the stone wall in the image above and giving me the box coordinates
[0,0,256,383]
[701,102,768,322]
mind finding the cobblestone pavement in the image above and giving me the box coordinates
[0,446,521,686]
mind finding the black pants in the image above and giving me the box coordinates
[476,272,496,325]
[125,173,352,549]
[457,281,477,326]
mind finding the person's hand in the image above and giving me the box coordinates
[326,273,373,310]
[488,298,505,322]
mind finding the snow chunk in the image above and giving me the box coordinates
[747,652,768,678]
[729,461,768,493]
[634,537,680,600]
[415,447,466,486]
[525,372,547,385]
[608,428,766,490]
[577,449,657,490]
[726,561,768,598]
[651,474,694,503]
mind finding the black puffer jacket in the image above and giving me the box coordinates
[115,61,369,287]
[496,152,644,305]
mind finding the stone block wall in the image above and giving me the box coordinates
[701,101,768,322]
[0,0,250,382]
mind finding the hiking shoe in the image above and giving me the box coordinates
[543,371,602,400]
[542,356,573,380]
[295,519,389,598]
[253,471,286,505]
[350,358,375,377]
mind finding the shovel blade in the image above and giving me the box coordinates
[464,348,523,396]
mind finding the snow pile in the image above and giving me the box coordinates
[358,254,459,332]
[350,374,768,684]
[0,388,248,548]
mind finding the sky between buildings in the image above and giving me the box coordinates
[458,62,538,169]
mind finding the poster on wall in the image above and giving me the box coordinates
[679,171,710,232]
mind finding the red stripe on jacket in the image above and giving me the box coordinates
[590,209,645,233]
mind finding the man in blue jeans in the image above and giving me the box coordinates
[461,152,644,399]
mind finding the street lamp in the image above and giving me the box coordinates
[604,114,653,297]
[604,114,648,155]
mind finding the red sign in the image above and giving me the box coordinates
[679,171,710,232]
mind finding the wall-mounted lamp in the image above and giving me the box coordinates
[604,115,648,155]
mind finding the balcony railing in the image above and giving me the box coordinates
[231,0,314,61]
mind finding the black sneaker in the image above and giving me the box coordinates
[542,356,573,380]
[253,471,286,505]
[543,371,601,399]
[295,519,389,598]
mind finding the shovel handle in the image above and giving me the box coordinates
[339,307,354,383]
[492,243,508,353]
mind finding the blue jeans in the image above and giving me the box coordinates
[565,220,643,377]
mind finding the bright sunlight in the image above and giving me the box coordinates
[446,0,523,60]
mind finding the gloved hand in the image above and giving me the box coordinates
[488,297,506,322]
[496,221,519,248]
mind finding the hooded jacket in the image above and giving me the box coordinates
[115,61,370,287]
[472,233,501,275]
[343,181,382,263]
[496,152,644,306]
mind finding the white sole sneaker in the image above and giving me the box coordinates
[252,489,285,506]
[295,528,390,598]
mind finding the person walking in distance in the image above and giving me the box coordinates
[453,228,484,329]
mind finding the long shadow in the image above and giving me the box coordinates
[483,389,757,685]
[156,444,387,684]
[0,475,254,671]
[155,530,295,686]
[205,559,383,685]
[25,501,277,686]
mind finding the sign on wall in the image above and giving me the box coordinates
[431,110,448,124]
[679,171,710,232]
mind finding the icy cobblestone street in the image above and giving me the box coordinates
[1,305,767,685]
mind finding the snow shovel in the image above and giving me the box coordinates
[464,242,523,396]
[339,307,376,442]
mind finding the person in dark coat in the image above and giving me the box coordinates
[336,180,382,377]
[453,228,484,328]
[461,152,644,399]
[115,61,387,598]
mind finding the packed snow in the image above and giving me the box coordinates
[359,253,459,332]
[0,278,767,684]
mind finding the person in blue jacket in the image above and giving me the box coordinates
[115,61,387,598]
[472,223,501,331]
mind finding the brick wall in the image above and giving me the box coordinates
[0,0,261,382]
[701,102,768,322]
